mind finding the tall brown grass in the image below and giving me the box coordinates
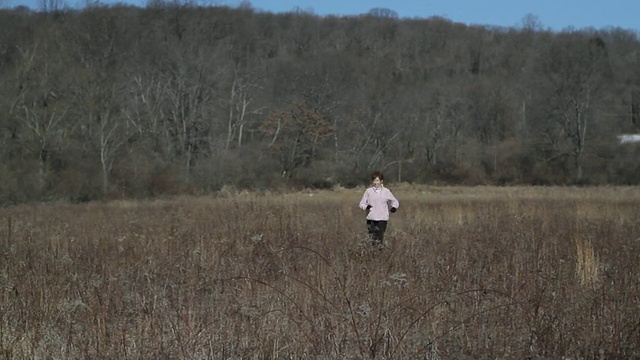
[1,186,639,359]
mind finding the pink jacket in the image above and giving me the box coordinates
[359,186,399,221]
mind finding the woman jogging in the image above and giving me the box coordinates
[359,171,399,247]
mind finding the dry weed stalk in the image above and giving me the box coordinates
[574,236,600,286]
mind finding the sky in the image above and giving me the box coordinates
[240,0,640,31]
[4,0,640,32]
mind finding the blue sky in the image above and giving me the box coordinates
[241,0,640,31]
[5,0,639,32]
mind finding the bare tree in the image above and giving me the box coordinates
[367,7,399,19]
[521,13,543,32]
[536,34,612,181]
[9,32,76,194]
[38,0,66,12]
[96,99,129,194]
[223,62,263,149]
[260,101,334,177]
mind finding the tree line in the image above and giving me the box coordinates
[1,2,640,204]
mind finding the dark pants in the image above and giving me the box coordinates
[367,220,388,244]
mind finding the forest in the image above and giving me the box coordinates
[1,2,640,203]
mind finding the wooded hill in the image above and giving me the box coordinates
[1,4,640,203]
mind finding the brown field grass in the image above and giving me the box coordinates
[1,185,640,359]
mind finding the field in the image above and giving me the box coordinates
[1,185,640,359]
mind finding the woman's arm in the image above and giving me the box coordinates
[359,189,370,210]
[387,190,399,210]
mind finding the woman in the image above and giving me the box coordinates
[358,171,399,246]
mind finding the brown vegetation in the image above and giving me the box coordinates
[1,186,640,358]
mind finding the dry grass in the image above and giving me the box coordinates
[1,186,640,359]
[575,236,600,287]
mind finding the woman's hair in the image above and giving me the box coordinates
[371,171,384,181]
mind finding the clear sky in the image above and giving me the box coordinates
[5,0,640,32]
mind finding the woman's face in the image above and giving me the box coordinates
[372,177,382,188]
